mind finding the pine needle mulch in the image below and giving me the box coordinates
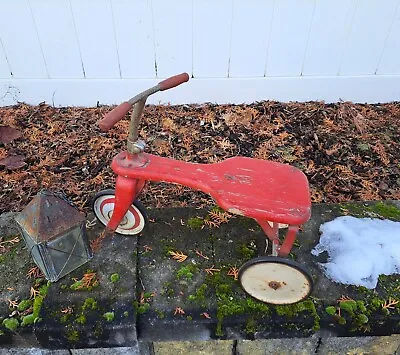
[0,101,399,215]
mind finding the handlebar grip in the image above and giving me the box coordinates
[158,72,189,91]
[98,102,132,131]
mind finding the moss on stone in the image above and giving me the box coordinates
[102,312,114,322]
[123,311,129,317]
[275,300,320,331]
[339,300,357,316]
[372,202,400,220]
[176,264,197,281]
[186,315,193,321]
[155,309,165,319]
[325,306,337,316]
[357,314,369,324]
[110,273,120,283]
[340,201,400,221]
[2,318,19,331]
[82,298,98,311]
[134,301,150,315]
[188,284,208,307]
[66,329,80,342]
[209,271,272,336]
[237,243,257,261]
[245,317,257,334]
[187,216,204,229]
[31,282,51,323]
[17,299,32,312]
[75,314,86,325]
[21,314,36,327]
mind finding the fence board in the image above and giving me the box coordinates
[30,0,83,79]
[376,1,400,75]
[0,0,47,78]
[0,41,10,78]
[152,0,192,78]
[266,0,315,77]
[112,0,155,79]
[302,0,356,76]
[340,0,398,75]
[229,0,274,78]
[70,0,120,78]
[193,0,233,78]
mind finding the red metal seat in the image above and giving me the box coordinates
[112,151,311,226]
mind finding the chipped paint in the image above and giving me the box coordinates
[228,208,245,216]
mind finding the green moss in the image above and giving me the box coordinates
[186,316,193,321]
[245,317,257,334]
[60,314,71,324]
[176,264,197,281]
[21,314,36,327]
[338,317,346,325]
[188,284,208,307]
[237,243,256,261]
[187,216,204,229]
[372,202,400,220]
[66,329,80,342]
[340,202,400,221]
[103,312,114,322]
[110,273,120,283]
[75,314,86,325]
[31,283,51,322]
[325,306,337,316]
[155,309,165,319]
[0,330,4,336]
[18,299,32,312]
[357,314,369,324]
[275,300,320,331]
[123,311,129,318]
[134,301,150,315]
[82,298,98,311]
[2,318,19,331]
[339,300,357,316]
[356,300,367,313]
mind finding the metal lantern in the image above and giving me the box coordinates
[15,190,93,282]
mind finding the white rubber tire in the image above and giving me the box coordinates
[239,256,313,305]
[92,190,146,236]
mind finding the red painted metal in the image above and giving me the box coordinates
[111,151,311,226]
[106,175,142,231]
[279,225,300,257]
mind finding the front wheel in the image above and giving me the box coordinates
[238,256,313,305]
[92,189,147,236]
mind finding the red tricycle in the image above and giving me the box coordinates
[93,73,312,305]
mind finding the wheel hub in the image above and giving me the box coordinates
[107,211,128,226]
[268,281,281,290]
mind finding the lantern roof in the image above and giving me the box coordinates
[15,190,86,242]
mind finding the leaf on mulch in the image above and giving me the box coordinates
[0,125,22,144]
[0,154,26,170]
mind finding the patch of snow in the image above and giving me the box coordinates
[311,216,400,289]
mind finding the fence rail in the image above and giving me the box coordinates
[1,0,400,106]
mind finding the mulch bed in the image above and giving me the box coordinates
[0,101,399,215]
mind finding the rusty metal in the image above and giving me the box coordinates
[15,190,85,242]
[14,190,92,282]
[268,281,281,290]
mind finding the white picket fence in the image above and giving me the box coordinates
[0,0,400,107]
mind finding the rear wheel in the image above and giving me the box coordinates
[92,189,147,236]
[238,256,313,304]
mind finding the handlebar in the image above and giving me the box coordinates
[98,72,189,131]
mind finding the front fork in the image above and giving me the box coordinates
[106,175,146,232]
[256,219,299,257]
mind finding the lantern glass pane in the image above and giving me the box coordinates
[46,225,91,280]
